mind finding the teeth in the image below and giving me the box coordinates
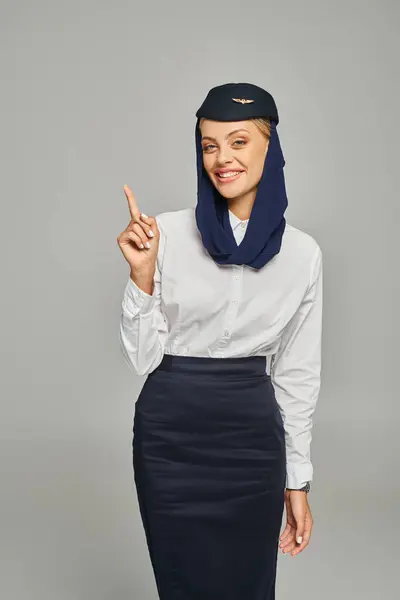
[217,171,241,178]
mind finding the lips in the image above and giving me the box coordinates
[215,168,244,175]
[215,170,244,183]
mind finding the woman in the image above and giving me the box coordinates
[117,82,323,600]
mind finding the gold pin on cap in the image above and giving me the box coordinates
[232,98,254,104]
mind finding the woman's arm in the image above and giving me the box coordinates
[119,219,169,376]
[271,245,323,490]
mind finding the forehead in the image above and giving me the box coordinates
[199,119,254,138]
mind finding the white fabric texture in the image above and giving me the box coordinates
[119,206,323,489]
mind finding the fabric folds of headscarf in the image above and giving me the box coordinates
[194,118,288,270]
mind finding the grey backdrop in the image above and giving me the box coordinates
[1,0,399,598]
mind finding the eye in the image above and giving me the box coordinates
[202,140,246,152]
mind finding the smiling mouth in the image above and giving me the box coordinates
[215,170,244,182]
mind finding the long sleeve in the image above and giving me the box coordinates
[119,218,169,376]
[270,246,323,489]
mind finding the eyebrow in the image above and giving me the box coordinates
[201,128,250,142]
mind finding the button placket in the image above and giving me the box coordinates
[217,265,243,349]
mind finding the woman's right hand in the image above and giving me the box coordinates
[117,185,160,278]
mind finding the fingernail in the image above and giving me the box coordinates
[148,229,154,237]
[145,242,151,248]
[140,243,144,249]
[296,536,302,544]
[141,212,148,218]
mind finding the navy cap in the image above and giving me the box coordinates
[195,82,279,124]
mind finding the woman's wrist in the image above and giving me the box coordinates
[130,270,155,295]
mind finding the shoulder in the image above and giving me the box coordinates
[154,209,322,271]
[283,222,322,261]
[282,223,323,285]
[283,222,321,254]
[155,207,194,234]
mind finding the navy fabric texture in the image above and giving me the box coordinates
[133,354,286,600]
[195,82,279,123]
[195,119,288,269]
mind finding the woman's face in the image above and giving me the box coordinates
[199,119,269,199]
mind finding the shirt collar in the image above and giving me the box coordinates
[228,208,249,231]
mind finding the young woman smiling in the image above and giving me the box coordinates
[117,82,323,600]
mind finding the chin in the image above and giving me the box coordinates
[215,183,248,199]
[217,188,243,199]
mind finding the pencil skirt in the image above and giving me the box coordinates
[132,354,286,600]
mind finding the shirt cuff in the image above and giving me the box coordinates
[122,276,157,317]
[286,462,313,490]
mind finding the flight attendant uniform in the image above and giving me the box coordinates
[119,208,323,600]
[119,82,323,599]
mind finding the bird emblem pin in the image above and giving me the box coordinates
[232,98,255,104]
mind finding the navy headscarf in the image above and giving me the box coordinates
[194,82,288,270]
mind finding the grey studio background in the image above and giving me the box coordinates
[1,1,398,599]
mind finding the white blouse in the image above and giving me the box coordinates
[119,206,323,489]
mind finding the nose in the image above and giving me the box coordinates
[216,146,234,164]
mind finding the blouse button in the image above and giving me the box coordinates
[224,330,230,337]
[235,275,239,280]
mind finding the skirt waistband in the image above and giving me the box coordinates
[157,354,269,377]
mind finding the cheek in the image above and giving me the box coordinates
[248,155,265,182]
[202,155,214,174]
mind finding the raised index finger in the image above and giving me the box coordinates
[123,184,140,220]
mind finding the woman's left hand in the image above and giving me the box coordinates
[279,489,313,556]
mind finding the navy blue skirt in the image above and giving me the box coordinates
[132,354,286,600]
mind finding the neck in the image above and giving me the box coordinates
[227,187,256,221]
